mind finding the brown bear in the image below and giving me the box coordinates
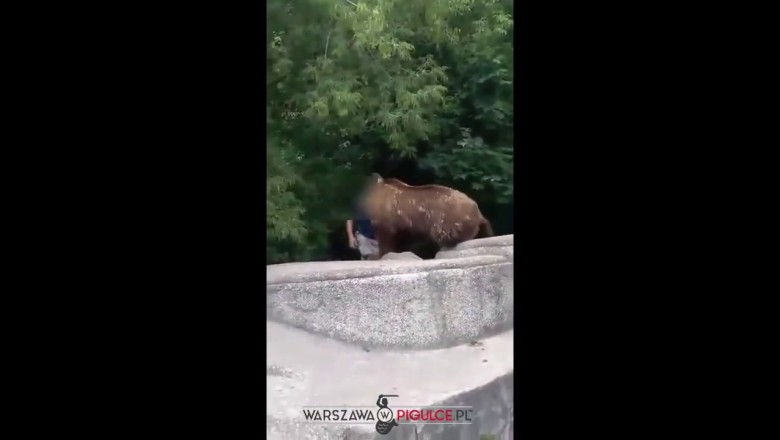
[358,173,494,258]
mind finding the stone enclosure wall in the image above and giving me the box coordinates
[266,235,514,440]
[267,235,514,349]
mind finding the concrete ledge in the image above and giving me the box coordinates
[436,234,513,261]
[266,321,513,440]
[267,257,513,349]
[453,234,513,250]
[381,252,423,260]
[267,255,506,285]
[436,245,513,261]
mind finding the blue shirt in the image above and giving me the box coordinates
[353,204,375,239]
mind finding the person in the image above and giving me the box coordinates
[346,205,379,260]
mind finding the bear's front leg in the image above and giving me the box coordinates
[375,231,395,259]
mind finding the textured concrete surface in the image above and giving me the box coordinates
[266,321,513,440]
[267,256,513,349]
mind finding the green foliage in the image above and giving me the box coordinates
[419,128,513,205]
[266,0,514,263]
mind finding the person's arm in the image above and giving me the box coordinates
[346,219,356,248]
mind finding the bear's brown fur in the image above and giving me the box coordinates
[359,174,494,258]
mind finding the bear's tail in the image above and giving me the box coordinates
[476,218,494,238]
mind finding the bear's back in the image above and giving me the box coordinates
[374,179,483,243]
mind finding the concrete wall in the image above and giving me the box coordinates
[266,235,514,439]
[266,235,514,349]
[436,234,514,260]
[266,321,514,440]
